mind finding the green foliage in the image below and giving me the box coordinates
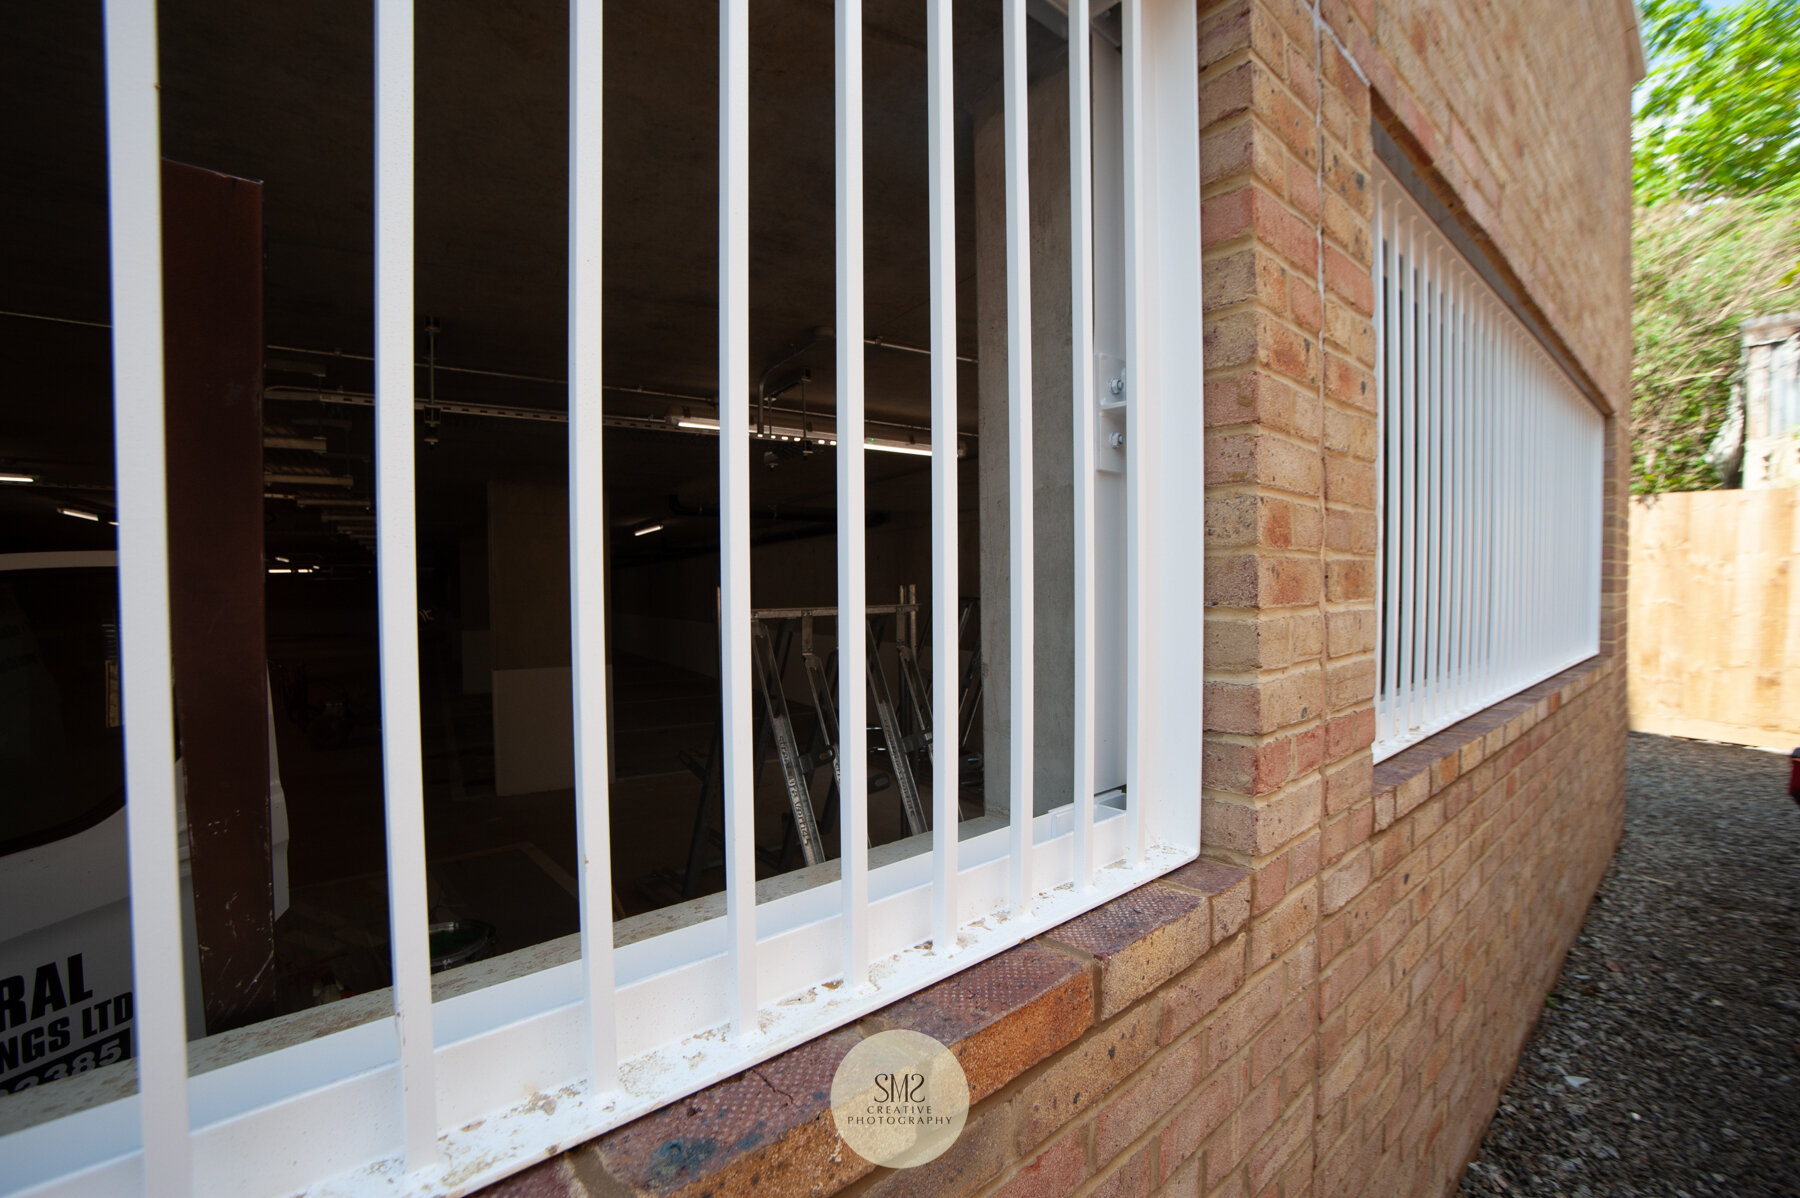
[1631,195,1800,492]
[1633,0,1800,203]
[1630,0,1800,492]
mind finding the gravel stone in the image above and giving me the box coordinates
[1461,733,1800,1198]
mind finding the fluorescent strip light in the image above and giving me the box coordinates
[634,523,664,536]
[58,507,101,522]
[865,439,932,457]
[268,568,292,574]
[668,410,933,456]
[0,473,35,484]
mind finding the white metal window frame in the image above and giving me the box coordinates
[2,2,1203,1195]
[1371,160,1604,762]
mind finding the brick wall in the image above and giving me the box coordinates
[480,1,1636,1195]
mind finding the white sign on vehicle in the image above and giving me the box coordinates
[1,905,135,1093]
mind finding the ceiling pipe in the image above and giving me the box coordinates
[262,384,961,443]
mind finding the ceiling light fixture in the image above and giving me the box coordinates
[0,473,35,484]
[864,439,933,457]
[665,409,952,458]
[634,523,664,537]
[58,507,100,522]
[268,568,292,574]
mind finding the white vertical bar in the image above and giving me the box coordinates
[1432,246,1447,719]
[1494,310,1506,681]
[1003,0,1035,906]
[1478,299,1490,682]
[1418,233,1432,725]
[1592,409,1604,653]
[1452,266,1464,710]
[568,0,616,1093]
[1369,184,1382,740]
[1440,262,1455,719]
[1481,299,1496,688]
[1460,273,1475,710]
[1069,0,1096,891]
[374,0,440,1170]
[1542,362,1550,669]
[1418,236,1436,729]
[1541,357,1553,669]
[1543,363,1551,665]
[1121,0,1146,864]
[1444,268,1459,717]
[837,0,871,989]
[1499,326,1512,689]
[1371,184,1384,742]
[1470,294,1484,695]
[1434,251,1450,720]
[1466,280,1480,702]
[103,3,191,1191]
[1520,338,1531,681]
[928,0,961,948]
[1507,330,1522,689]
[1560,370,1571,662]
[1499,327,1512,690]
[1427,246,1445,727]
[1528,346,1537,674]
[719,0,758,1034]
[1381,191,1401,748]
[1398,216,1417,739]
[1130,0,1202,845]
[1531,353,1543,673]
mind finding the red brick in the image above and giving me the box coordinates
[1014,1000,1160,1152]
[1247,1095,1313,1192]
[1093,1035,1203,1163]
[1322,846,1373,914]
[866,943,1093,1102]
[1248,886,1317,969]
[1088,1144,1152,1198]
[860,1100,1012,1197]
[1049,884,1212,1019]
[1159,1060,1247,1181]
[992,1127,1088,1198]
[576,1029,871,1198]
[1207,968,1284,1070]
[1249,997,1314,1085]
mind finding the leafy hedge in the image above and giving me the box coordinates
[1631,196,1800,494]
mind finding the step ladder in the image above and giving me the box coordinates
[673,589,970,900]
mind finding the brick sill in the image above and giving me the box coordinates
[1370,655,1614,833]
[483,861,1253,1198]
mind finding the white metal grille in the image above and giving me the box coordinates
[2,2,1205,1194]
[1770,335,1800,437]
[1372,162,1603,761]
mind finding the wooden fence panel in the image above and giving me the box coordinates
[1629,488,1800,749]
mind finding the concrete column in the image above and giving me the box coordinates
[488,479,576,795]
[974,54,1075,819]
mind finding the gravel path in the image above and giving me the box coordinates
[1461,733,1800,1198]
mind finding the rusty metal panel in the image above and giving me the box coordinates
[161,159,276,1034]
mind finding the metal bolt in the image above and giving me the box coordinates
[1109,431,1125,448]
[1109,376,1125,397]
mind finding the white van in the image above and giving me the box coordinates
[0,551,289,1093]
